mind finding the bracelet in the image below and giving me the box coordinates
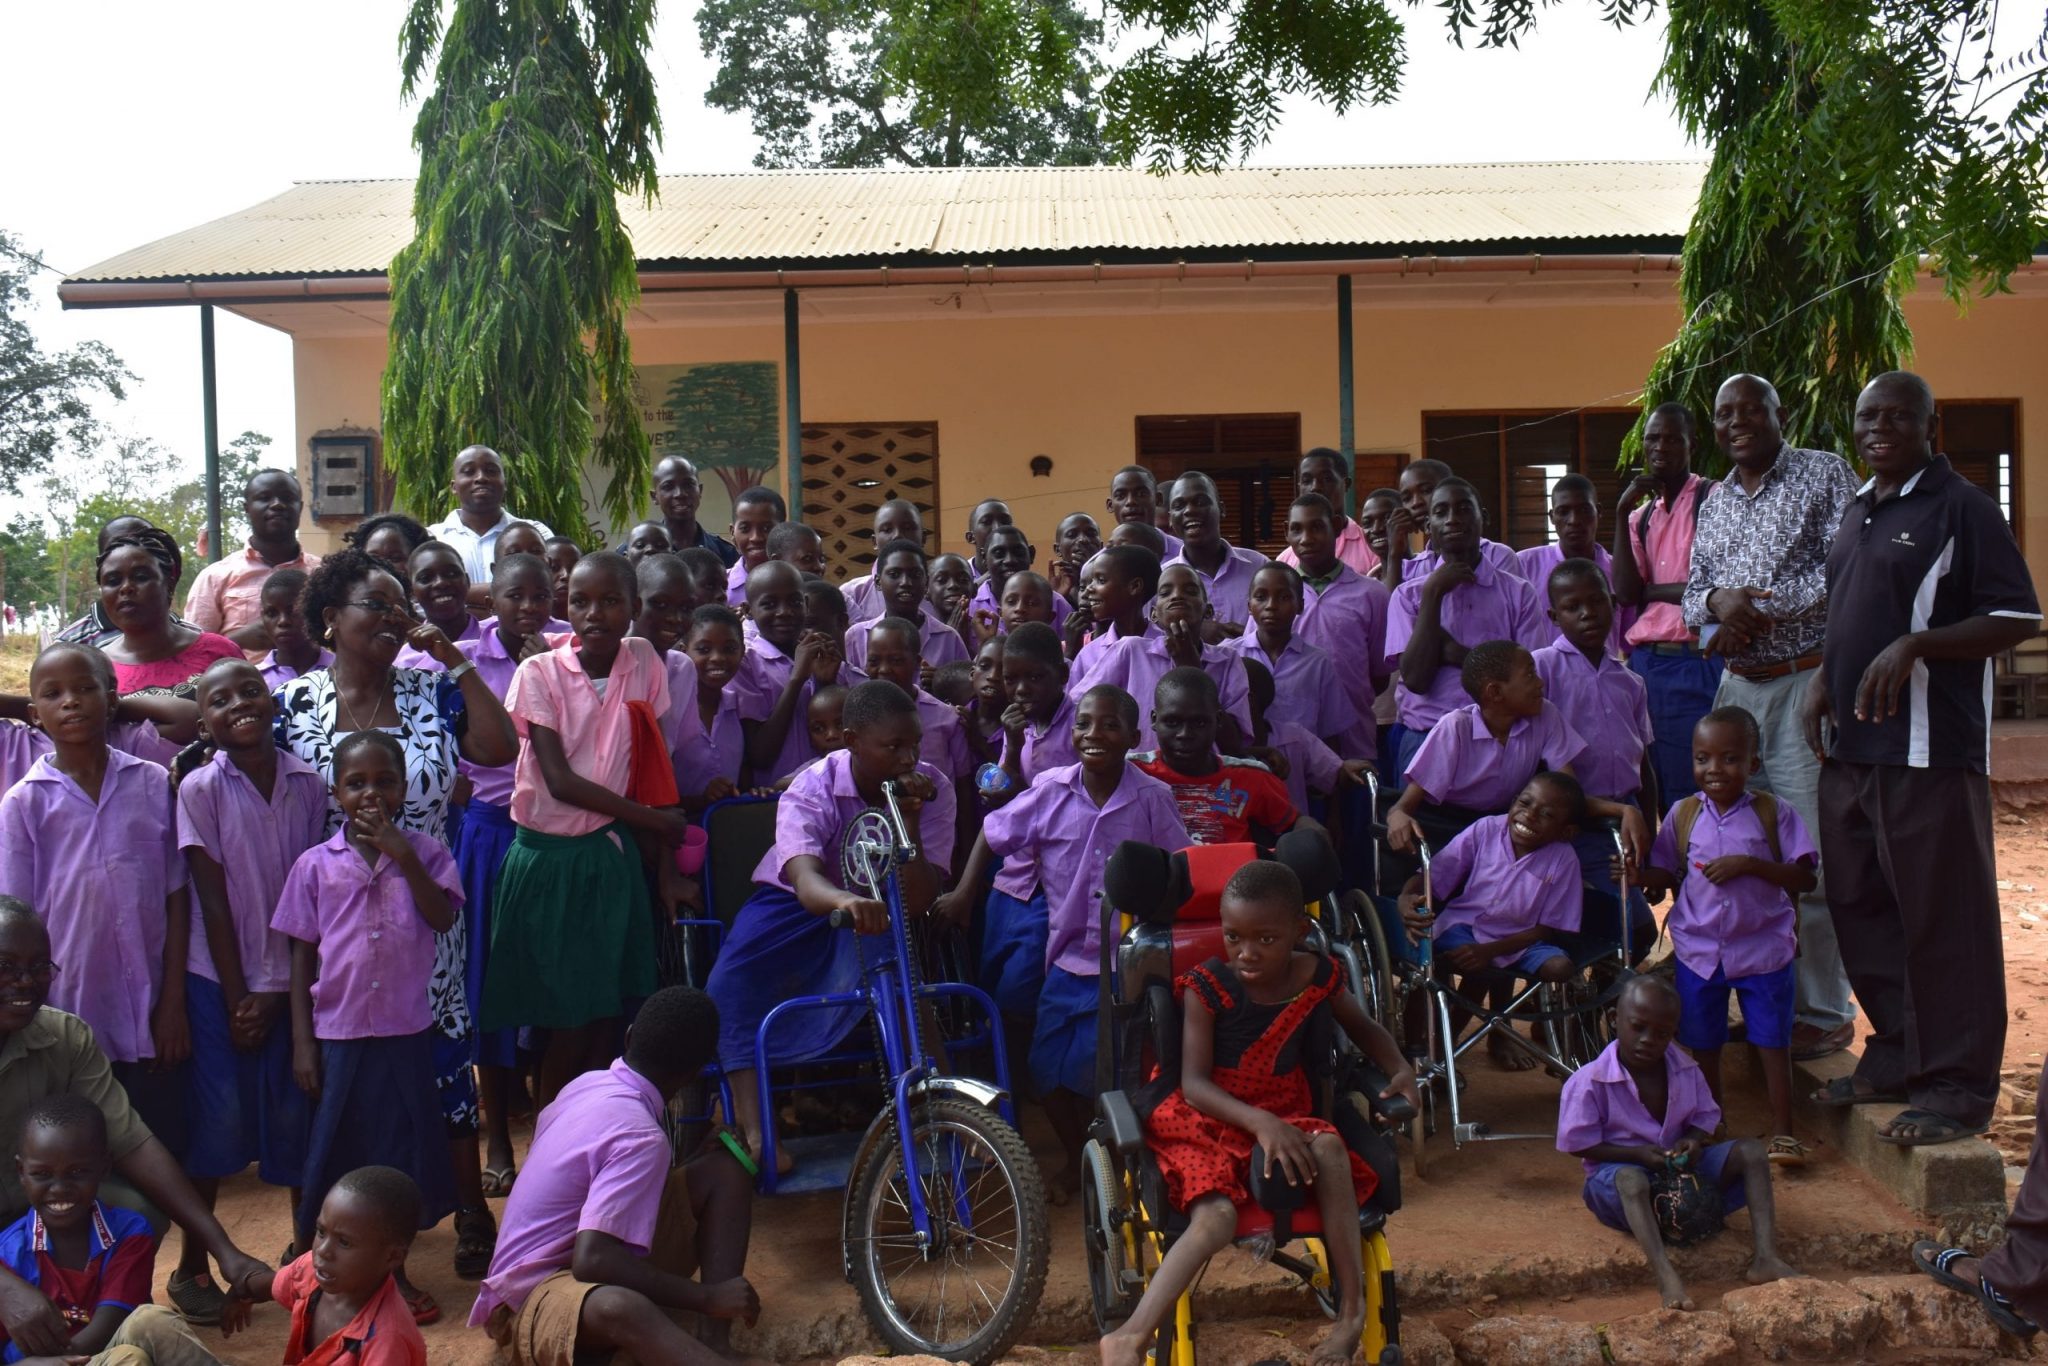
[446,659,478,684]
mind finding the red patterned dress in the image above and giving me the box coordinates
[1144,954,1379,1212]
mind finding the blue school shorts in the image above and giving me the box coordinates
[1433,923,1569,979]
[1582,1140,1748,1233]
[1673,959,1796,1051]
[182,971,308,1185]
[1029,966,1099,1098]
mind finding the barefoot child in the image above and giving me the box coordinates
[170,658,326,1320]
[1557,975,1798,1310]
[1636,707,1817,1164]
[272,731,461,1292]
[254,569,331,689]
[706,681,956,1168]
[1103,860,1417,1366]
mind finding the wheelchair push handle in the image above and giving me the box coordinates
[829,907,854,929]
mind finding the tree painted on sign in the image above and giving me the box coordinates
[661,362,781,503]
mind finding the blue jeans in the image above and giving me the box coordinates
[1626,645,1723,808]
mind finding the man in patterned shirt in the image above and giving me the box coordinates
[1682,374,1859,1061]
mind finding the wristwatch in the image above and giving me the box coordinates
[445,659,478,684]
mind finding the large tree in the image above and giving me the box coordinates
[382,0,661,536]
[0,232,132,495]
[699,0,1105,168]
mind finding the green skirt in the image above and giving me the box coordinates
[480,823,656,1031]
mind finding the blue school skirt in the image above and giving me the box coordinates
[297,1031,457,1237]
[455,800,521,1070]
[1583,1140,1747,1234]
[979,887,1050,1017]
[707,884,896,1070]
[182,972,307,1185]
[1028,966,1099,1097]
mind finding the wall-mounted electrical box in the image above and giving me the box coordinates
[310,434,376,520]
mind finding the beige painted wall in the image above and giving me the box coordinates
[284,282,2048,570]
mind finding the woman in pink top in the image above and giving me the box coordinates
[480,552,691,1106]
[94,529,242,696]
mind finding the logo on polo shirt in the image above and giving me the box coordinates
[1891,531,1916,546]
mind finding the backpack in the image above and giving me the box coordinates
[1632,476,1717,559]
[1668,792,1782,871]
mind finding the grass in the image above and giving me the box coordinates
[0,636,35,694]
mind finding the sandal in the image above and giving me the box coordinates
[1976,1275,2041,1339]
[279,1241,302,1269]
[454,1204,498,1281]
[1767,1134,1809,1168]
[1811,1075,1906,1108]
[1913,1239,1981,1295]
[480,1164,517,1198]
[167,1270,226,1325]
[1878,1108,1989,1147]
[403,1285,442,1326]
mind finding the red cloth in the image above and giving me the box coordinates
[109,632,244,693]
[273,1254,426,1366]
[1145,957,1377,1213]
[625,699,680,808]
[1133,756,1295,846]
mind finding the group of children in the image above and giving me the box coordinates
[0,454,1825,1364]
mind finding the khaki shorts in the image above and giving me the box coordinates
[486,1165,700,1366]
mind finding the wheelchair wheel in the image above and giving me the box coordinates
[848,1097,1049,1365]
[1082,1139,1136,1330]
[1540,974,1613,1073]
[1340,890,1394,1029]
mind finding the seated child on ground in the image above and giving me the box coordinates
[1557,975,1798,1311]
[1071,565,1254,754]
[706,681,956,1170]
[1396,772,1585,1071]
[1635,707,1817,1166]
[1104,860,1417,1366]
[472,988,759,1364]
[1134,668,1304,849]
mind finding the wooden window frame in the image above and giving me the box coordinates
[1936,398,2023,533]
[1418,407,1644,550]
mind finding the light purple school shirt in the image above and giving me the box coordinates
[1298,562,1392,757]
[839,574,881,623]
[1531,638,1654,801]
[0,723,178,797]
[1402,538,1525,582]
[0,749,186,1064]
[725,558,751,607]
[1515,542,1635,654]
[1403,701,1588,813]
[452,627,526,808]
[1427,815,1581,968]
[842,606,970,675]
[1067,633,1254,754]
[657,647,704,769]
[1221,634,1355,747]
[1020,694,1079,781]
[257,648,333,692]
[1072,620,1163,683]
[1649,790,1815,981]
[1162,541,1269,628]
[1270,720,1344,814]
[733,637,859,783]
[471,1058,672,1324]
[912,688,971,780]
[269,826,464,1040]
[754,749,958,890]
[675,686,745,797]
[967,578,1074,635]
[1385,560,1553,731]
[177,749,328,994]
[392,615,482,671]
[1556,1041,1723,1175]
[981,762,1189,976]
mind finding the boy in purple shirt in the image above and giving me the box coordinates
[968,526,1073,638]
[1223,562,1354,758]
[1163,472,1268,630]
[1638,707,1818,1164]
[1070,565,1254,754]
[1289,493,1391,760]
[841,541,969,676]
[860,618,972,784]
[990,623,1077,789]
[1396,772,1583,1070]
[679,605,750,802]
[1557,975,1797,1310]
[735,561,848,783]
[473,988,758,1366]
[1517,475,1634,655]
[1389,460,1526,588]
[937,683,1189,1195]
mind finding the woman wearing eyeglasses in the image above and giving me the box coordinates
[272,548,516,1319]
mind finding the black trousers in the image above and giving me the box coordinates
[1819,759,2004,1126]
[1985,1052,2048,1320]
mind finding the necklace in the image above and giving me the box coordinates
[336,675,391,734]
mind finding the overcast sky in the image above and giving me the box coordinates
[2,1,1694,510]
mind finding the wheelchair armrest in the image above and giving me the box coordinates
[1094,1090,1145,1158]
[1350,1063,1417,1125]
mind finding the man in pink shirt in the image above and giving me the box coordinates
[473,988,759,1366]
[183,470,320,651]
[1278,449,1380,577]
[1611,402,1722,807]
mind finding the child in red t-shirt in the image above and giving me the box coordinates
[1134,667,1308,848]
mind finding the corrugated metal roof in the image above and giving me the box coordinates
[67,161,1704,283]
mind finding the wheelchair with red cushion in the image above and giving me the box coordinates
[1080,830,1413,1365]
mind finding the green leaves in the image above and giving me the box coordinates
[0,232,134,497]
[383,0,658,536]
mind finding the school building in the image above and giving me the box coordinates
[58,161,2046,580]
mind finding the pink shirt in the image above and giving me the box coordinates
[1531,638,1654,801]
[1385,560,1553,730]
[1221,634,1355,745]
[177,749,328,993]
[258,649,333,692]
[1403,701,1588,812]
[184,546,321,637]
[1649,790,1816,981]
[1279,517,1380,577]
[1297,563,1392,756]
[270,827,463,1040]
[1556,1041,1722,1174]
[1067,634,1254,754]
[842,605,970,674]
[1625,474,1709,646]
[755,750,958,890]
[981,762,1189,975]
[1162,541,1270,628]
[1427,815,1581,968]
[506,637,670,836]
[0,750,185,1063]
[471,1059,673,1324]
[110,633,244,694]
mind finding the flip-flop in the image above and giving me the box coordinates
[403,1285,442,1326]
[480,1164,517,1197]
[1811,1075,1906,1108]
[1767,1134,1809,1167]
[1878,1109,1989,1147]
[1912,1239,1980,1295]
[1976,1276,2040,1338]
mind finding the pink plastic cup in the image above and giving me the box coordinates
[673,825,709,876]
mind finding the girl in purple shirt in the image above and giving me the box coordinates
[679,606,749,801]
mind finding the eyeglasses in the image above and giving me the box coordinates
[344,598,417,619]
[0,959,59,983]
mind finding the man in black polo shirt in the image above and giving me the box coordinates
[1802,370,2041,1145]
[619,455,740,565]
